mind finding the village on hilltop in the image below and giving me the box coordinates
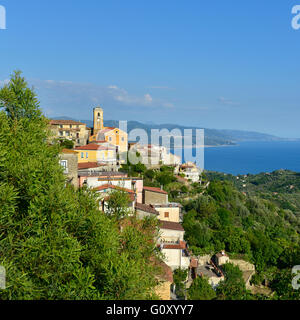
[49,107,255,300]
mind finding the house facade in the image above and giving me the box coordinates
[59,149,79,188]
[74,144,116,164]
[50,120,90,147]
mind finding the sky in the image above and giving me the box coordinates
[1,0,300,137]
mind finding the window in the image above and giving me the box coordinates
[164,212,169,218]
[81,152,84,159]
[109,137,112,142]
[59,125,63,128]
[60,160,68,174]
[59,131,63,136]
[70,125,72,129]
[65,131,70,137]
[121,137,125,142]
[86,152,89,159]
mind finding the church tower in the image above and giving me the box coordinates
[93,107,104,136]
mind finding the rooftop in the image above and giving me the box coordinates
[135,203,159,215]
[159,220,184,231]
[153,202,182,208]
[78,162,103,170]
[143,186,168,195]
[94,184,135,194]
[61,149,78,154]
[78,171,128,177]
[50,120,86,125]
[197,265,220,279]
[161,242,186,250]
[75,144,115,151]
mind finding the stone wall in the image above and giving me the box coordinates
[60,152,78,188]
[230,259,255,289]
[197,254,212,266]
[144,190,168,205]
[156,207,180,223]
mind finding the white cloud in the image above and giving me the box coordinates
[218,96,240,106]
[144,93,153,103]
[3,78,176,118]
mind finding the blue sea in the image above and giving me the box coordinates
[183,141,300,175]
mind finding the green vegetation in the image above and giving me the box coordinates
[183,171,300,299]
[0,72,162,300]
[188,276,216,300]
[172,268,188,299]
[58,138,74,150]
[216,263,251,300]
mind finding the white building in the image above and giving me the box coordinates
[129,143,181,166]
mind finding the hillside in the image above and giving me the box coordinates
[51,117,285,147]
[121,161,300,299]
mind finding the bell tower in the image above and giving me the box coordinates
[93,107,104,136]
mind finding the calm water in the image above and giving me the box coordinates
[183,141,300,175]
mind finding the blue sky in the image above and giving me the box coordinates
[1,0,300,137]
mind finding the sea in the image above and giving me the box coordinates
[181,141,300,175]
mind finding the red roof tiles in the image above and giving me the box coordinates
[78,162,103,170]
[143,186,168,195]
[75,144,115,151]
[61,149,78,154]
[159,220,185,231]
[162,242,186,250]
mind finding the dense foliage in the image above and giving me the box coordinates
[188,276,216,300]
[0,72,162,300]
[183,172,300,299]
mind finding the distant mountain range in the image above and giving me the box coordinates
[51,117,293,146]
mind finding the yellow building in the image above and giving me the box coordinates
[74,143,116,164]
[89,107,128,153]
[49,120,90,147]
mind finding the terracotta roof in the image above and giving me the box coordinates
[50,120,86,125]
[94,184,135,194]
[78,162,102,170]
[161,241,187,250]
[135,203,159,215]
[61,149,78,154]
[143,186,168,195]
[159,220,185,231]
[75,144,115,151]
[160,220,184,231]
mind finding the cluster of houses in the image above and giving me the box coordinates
[51,107,204,300]
[53,107,255,299]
